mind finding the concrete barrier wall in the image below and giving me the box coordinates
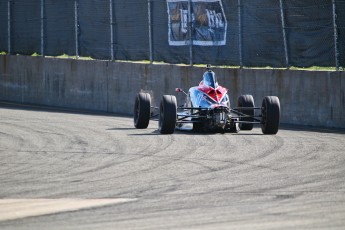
[1,55,344,128]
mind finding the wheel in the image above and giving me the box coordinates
[261,96,280,134]
[159,95,177,134]
[237,95,255,130]
[133,93,151,129]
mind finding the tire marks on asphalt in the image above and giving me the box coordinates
[1,104,345,229]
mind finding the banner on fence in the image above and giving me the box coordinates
[167,0,227,46]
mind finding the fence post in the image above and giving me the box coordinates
[74,0,79,58]
[110,0,114,60]
[238,0,242,67]
[40,0,45,56]
[279,0,289,68]
[332,0,339,71]
[188,0,193,66]
[148,0,153,63]
[7,0,11,54]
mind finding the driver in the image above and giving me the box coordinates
[200,64,218,89]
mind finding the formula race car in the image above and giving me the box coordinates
[134,65,280,134]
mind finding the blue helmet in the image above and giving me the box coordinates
[202,71,218,89]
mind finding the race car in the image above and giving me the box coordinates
[134,65,280,134]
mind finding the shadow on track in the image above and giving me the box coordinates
[280,123,345,134]
[3,101,344,135]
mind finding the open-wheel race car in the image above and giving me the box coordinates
[134,65,280,135]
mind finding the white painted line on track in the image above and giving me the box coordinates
[0,198,136,222]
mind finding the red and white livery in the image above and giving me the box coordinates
[134,65,281,134]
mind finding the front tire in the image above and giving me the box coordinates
[261,96,280,134]
[134,93,151,129]
[237,95,255,130]
[159,95,177,134]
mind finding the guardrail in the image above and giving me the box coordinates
[1,55,344,128]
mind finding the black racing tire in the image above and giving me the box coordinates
[237,94,255,130]
[133,93,151,129]
[261,96,280,135]
[159,95,177,134]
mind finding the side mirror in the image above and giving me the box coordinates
[175,88,188,96]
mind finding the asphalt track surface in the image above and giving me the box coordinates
[1,102,345,230]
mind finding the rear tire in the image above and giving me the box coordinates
[261,96,280,134]
[159,95,177,134]
[134,93,151,129]
[237,95,255,130]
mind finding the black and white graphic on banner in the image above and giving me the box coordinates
[167,0,227,46]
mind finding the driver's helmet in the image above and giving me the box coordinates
[202,71,218,89]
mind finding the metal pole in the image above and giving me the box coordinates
[238,0,242,67]
[74,0,79,58]
[332,0,339,71]
[148,0,153,63]
[188,0,193,66]
[279,0,289,68]
[7,0,11,54]
[110,0,114,60]
[41,0,44,56]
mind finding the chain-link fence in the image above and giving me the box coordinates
[0,0,344,69]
